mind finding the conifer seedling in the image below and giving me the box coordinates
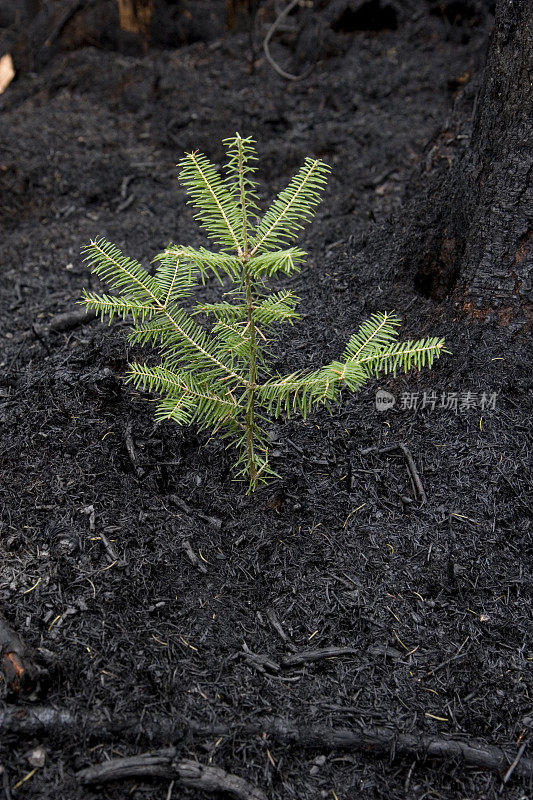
[81,134,445,490]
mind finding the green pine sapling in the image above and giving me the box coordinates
[81,133,445,491]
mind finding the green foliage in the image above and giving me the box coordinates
[81,133,445,491]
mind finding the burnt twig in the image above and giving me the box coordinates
[98,531,127,567]
[77,752,267,800]
[281,647,360,668]
[397,443,427,503]
[169,495,222,531]
[241,647,281,675]
[500,740,529,788]
[241,645,362,674]
[48,308,98,332]
[3,707,532,779]
[124,422,144,478]
[181,540,207,574]
[264,719,533,777]
[266,608,297,652]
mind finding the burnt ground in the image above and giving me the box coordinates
[0,2,532,799]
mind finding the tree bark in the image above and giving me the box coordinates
[400,0,532,326]
[116,0,154,44]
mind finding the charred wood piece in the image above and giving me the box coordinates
[77,751,267,800]
[241,645,362,675]
[48,308,98,332]
[281,646,360,668]
[266,608,297,652]
[0,614,43,696]
[181,539,208,574]
[3,707,532,779]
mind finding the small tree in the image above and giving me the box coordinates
[81,134,445,490]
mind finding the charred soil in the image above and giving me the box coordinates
[0,2,531,799]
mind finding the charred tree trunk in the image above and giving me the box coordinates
[400,0,532,326]
[116,0,154,47]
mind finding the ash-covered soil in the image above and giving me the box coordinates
[0,2,531,799]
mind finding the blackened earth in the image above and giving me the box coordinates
[0,2,531,799]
